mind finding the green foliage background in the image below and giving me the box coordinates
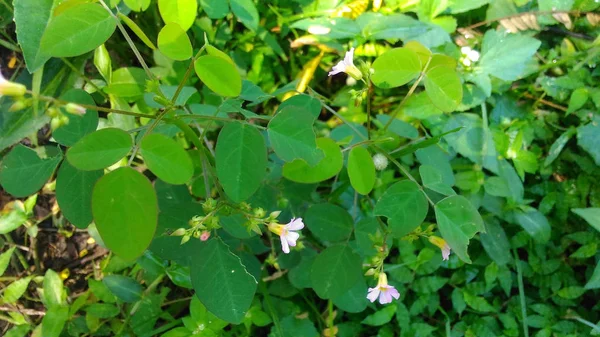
[0,0,600,336]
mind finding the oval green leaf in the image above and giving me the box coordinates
[91,167,158,261]
[310,245,362,299]
[67,128,132,171]
[55,160,103,229]
[103,275,143,303]
[435,195,485,264]
[347,146,376,195]
[283,138,342,184]
[194,55,242,97]
[124,0,151,11]
[374,180,429,238]
[0,145,62,198]
[191,238,257,324]
[158,22,192,61]
[371,48,421,89]
[53,89,99,147]
[424,65,462,113]
[305,203,354,243]
[215,122,267,202]
[158,0,198,31]
[140,133,193,185]
[40,3,116,57]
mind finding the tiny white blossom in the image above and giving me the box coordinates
[269,218,304,254]
[372,153,388,171]
[366,273,400,305]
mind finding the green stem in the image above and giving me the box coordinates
[382,56,431,132]
[60,58,107,98]
[3,234,29,270]
[513,249,529,337]
[366,82,372,140]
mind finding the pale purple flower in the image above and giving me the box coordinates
[367,273,400,304]
[328,48,362,80]
[279,218,304,254]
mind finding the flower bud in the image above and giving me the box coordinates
[253,207,266,218]
[8,100,27,112]
[181,235,191,244]
[65,103,86,116]
[0,79,26,97]
[200,231,211,241]
[46,107,60,118]
[269,210,281,219]
[171,228,186,236]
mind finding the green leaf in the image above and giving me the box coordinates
[572,208,600,233]
[158,22,192,61]
[283,138,343,184]
[67,128,132,170]
[479,219,511,266]
[194,55,242,97]
[14,0,54,72]
[85,303,120,318]
[0,205,27,235]
[543,127,576,166]
[557,286,585,299]
[40,3,116,57]
[435,195,485,263]
[374,180,429,238]
[361,305,397,326]
[158,0,198,31]
[305,203,354,243]
[513,208,551,244]
[124,0,151,11]
[42,305,69,337]
[567,88,589,114]
[0,145,62,197]
[3,276,32,304]
[268,105,323,166]
[347,146,376,195]
[424,65,462,112]
[92,167,158,261]
[376,115,418,139]
[419,165,456,196]
[332,278,368,313]
[200,0,230,19]
[43,269,64,309]
[463,291,496,312]
[0,247,15,277]
[103,275,143,303]
[478,30,541,81]
[55,161,103,229]
[190,238,257,324]
[53,89,99,146]
[230,0,259,31]
[140,133,194,185]
[104,67,148,100]
[577,118,600,166]
[371,48,421,89]
[216,122,267,202]
[0,103,49,153]
[311,245,362,299]
[585,260,600,289]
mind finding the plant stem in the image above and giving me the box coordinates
[513,249,529,337]
[60,58,107,98]
[382,57,431,132]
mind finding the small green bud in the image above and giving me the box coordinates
[171,228,186,236]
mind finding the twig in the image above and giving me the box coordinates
[463,10,584,30]
[0,306,45,316]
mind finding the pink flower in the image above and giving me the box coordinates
[200,231,211,241]
[268,218,304,254]
[367,273,400,304]
[429,236,451,261]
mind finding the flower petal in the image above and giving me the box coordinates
[286,218,304,231]
[388,286,400,300]
[280,234,290,253]
[285,231,300,247]
[344,48,355,66]
[366,288,380,302]
[379,289,393,304]
[328,61,346,76]
[442,244,451,261]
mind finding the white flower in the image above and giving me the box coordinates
[269,218,304,254]
[460,47,480,67]
[372,153,388,171]
[366,273,400,304]
[328,48,363,80]
[65,103,87,116]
